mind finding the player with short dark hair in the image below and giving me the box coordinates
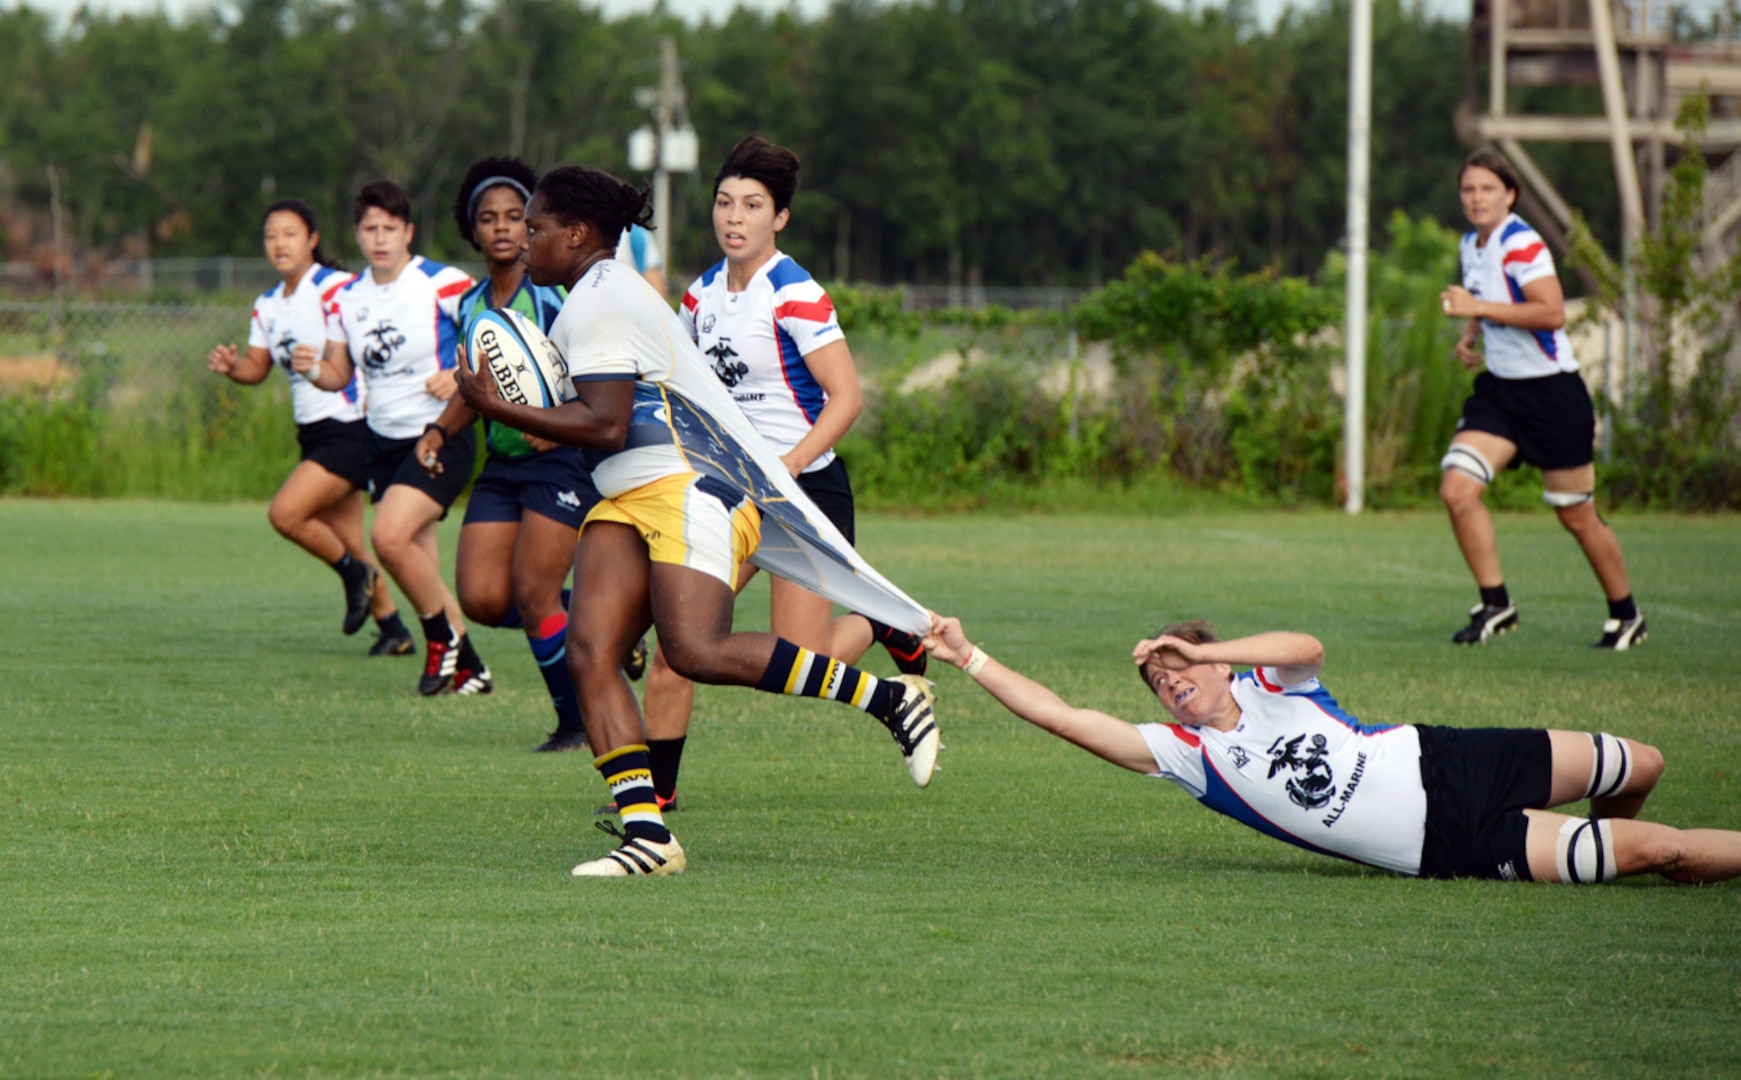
[629,134,926,813]
[207,200,410,654]
[1438,149,1644,650]
[452,164,939,877]
[924,613,1741,884]
[296,179,490,696]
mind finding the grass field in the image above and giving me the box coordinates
[3,499,1739,1078]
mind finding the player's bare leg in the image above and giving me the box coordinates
[317,489,398,621]
[512,511,588,749]
[1440,431,1518,589]
[566,521,681,876]
[271,461,384,634]
[1542,730,1664,819]
[456,520,520,628]
[566,521,655,760]
[1523,809,1741,884]
[268,460,354,563]
[649,560,939,787]
[1544,464,1633,599]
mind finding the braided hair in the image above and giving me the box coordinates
[262,199,342,270]
[535,165,654,244]
[452,156,538,251]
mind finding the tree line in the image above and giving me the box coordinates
[0,0,1625,287]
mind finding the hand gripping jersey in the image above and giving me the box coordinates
[455,275,566,458]
[1460,213,1578,380]
[678,252,846,472]
[248,265,362,425]
[548,257,926,634]
[324,256,473,439]
[1137,668,1426,875]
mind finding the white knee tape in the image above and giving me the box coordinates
[1544,489,1594,508]
[1556,817,1617,884]
[1440,444,1494,485]
[1584,732,1633,799]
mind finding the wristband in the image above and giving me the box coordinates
[423,422,448,443]
[961,646,990,679]
[305,360,321,383]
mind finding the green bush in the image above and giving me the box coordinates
[1568,95,1741,510]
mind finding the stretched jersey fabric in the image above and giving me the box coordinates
[247,265,362,425]
[547,258,927,634]
[679,252,847,472]
[1460,213,1578,380]
[455,275,566,458]
[616,225,662,274]
[1137,668,1426,875]
[325,256,473,439]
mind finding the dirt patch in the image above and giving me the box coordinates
[0,355,74,390]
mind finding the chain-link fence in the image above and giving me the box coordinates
[0,299,297,498]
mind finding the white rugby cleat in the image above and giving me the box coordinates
[572,822,686,878]
[882,674,941,788]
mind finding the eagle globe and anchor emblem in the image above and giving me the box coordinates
[1265,733,1337,810]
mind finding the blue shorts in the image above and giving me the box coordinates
[463,447,600,529]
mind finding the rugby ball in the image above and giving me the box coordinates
[467,308,573,407]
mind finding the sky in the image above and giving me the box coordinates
[12,0,1473,30]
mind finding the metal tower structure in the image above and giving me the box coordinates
[1465,0,1741,259]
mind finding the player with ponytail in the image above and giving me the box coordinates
[207,199,410,654]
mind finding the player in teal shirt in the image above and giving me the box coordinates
[416,157,612,751]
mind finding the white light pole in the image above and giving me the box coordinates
[1343,0,1373,514]
[627,36,698,269]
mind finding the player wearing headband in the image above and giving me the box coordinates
[415,158,609,748]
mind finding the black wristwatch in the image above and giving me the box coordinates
[423,422,448,443]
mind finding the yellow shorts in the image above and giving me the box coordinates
[582,472,762,587]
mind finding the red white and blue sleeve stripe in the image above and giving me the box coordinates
[767,259,844,358]
[1500,219,1555,287]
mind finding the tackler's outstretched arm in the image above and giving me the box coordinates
[924,614,1157,774]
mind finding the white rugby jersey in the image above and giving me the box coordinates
[1459,214,1577,380]
[550,258,755,498]
[1137,668,1426,875]
[248,265,362,425]
[324,256,473,438]
[679,252,846,472]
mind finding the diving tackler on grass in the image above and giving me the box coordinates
[923,614,1741,885]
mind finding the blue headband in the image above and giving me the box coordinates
[466,176,531,222]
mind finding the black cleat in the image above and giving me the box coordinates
[880,629,929,677]
[535,728,591,754]
[1452,603,1518,646]
[419,633,458,695]
[342,563,378,636]
[1592,614,1647,651]
[623,636,649,681]
[369,629,416,657]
